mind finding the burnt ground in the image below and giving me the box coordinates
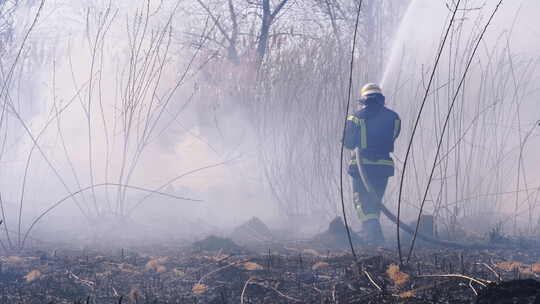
[2,220,540,303]
[2,243,540,304]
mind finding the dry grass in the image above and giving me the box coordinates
[243,262,264,271]
[24,269,42,282]
[156,265,167,273]
[118,263,140,274]
[312,261,330,270]
[520,268,534,276]
[203,254,229,262]
[303,249,326,257]
[386,264,410,286]
[192,283,208,295]
[399,290,415,298]
[495,261,522,272]
[531,261,540,273]
[2,256,25,264]
[518,261,540,276]
[145,257,168,272]
[96,270,112,277]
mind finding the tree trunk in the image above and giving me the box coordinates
[256,0,272,66]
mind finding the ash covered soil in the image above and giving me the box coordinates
[2,218,540,304]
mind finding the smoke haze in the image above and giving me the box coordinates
[0,0,539,248]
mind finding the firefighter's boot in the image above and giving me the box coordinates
[362,218,384,245]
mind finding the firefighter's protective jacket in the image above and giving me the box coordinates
[344,95,401,177]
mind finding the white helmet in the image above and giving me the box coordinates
[360,83,382,98]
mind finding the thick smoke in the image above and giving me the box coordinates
[1,0,539,248]
[0,0,276,246]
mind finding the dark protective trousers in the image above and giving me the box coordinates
[350,165,390,242]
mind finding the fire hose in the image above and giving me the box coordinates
[354,148,478,249]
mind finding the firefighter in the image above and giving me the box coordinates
[343,83,401,244]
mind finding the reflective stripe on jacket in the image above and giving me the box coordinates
[344,100,400,171]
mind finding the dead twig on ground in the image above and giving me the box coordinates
[477,262,501,281]
[197,257,246,285]
[251,282,301,302]
[240,277,254,304]
[417,273,491,287]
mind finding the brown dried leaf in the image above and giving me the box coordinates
[3,256,24,264]
[118,263,139,274]
[97,271,112,277]
[531,262,540,273]
[386,264,410,286]
[25,269,41,282]
[312,262,330,270]
[204,254,228,262]
[399,291,415,298]
[192,283,208,295]
[303,249,325,257]
[496,261,522,272]
[520,268,534,276]
[156,257,168,263]
[145,257,168,271]
[156,265,167,273]
[243,262,264,271]
[145,260,159,271]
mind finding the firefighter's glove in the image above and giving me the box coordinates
[347,163,360,178]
